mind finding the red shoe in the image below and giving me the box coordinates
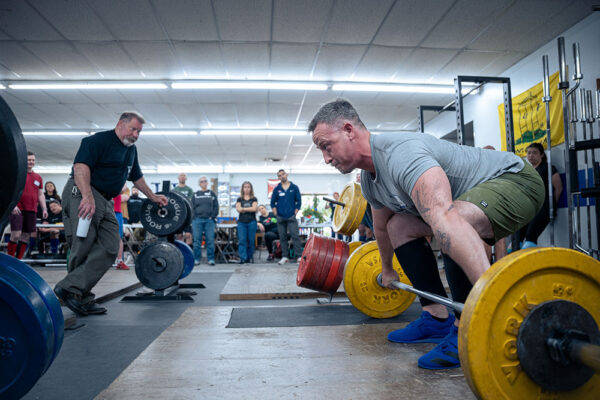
[116,261,130,270]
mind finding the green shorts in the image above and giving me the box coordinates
[457,163,545,244]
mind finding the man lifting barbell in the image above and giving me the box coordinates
[308,99,545,369]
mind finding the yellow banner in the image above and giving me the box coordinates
[498,71,564,157]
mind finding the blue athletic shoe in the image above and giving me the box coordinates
[521,240,537,249]
[418,324,460,369]
[387,311,455,344]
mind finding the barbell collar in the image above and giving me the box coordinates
[322,196,345,208]
[376,273,464,313]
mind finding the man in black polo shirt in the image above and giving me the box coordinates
[54,112,168,316]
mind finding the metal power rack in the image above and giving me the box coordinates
[555,37,600,256]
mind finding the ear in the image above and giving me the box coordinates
[342,122,354,139]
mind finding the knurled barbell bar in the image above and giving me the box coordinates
[297,235,600,398]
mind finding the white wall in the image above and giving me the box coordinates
[426,13,600,249]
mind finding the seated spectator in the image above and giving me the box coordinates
[38,181,62,218]
[126,187,145,243]
[38,200,65,255]
[257,204,279,261]
[127,187,144,223]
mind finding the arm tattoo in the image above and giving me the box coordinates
[413,188,431,217]
[436,229,451,253]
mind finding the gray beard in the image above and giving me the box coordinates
[122,138,135,147]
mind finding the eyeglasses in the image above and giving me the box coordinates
[200,180,207,183]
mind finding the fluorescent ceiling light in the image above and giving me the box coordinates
[200,129,306,136]
[23,131,89,136]
[223,166,274,173]
[332,83,456,94]
[172,81,327,91]
[0,84,5,89]
[141,130,198,136]
[290,168,342,174]
[35,167,72,174]
[147,165,223,174]
[9,83,167,90]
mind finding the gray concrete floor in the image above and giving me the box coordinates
[24,253,475,400]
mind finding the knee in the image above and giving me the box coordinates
[386,214,431,248]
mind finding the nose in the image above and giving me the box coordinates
[322,150,332,164]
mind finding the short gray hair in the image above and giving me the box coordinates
[119,111,146,124]
[307,99,365,133]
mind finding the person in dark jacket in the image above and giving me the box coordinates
[192,176,219,265]
[126,187,144,224]
[270,169,302,264]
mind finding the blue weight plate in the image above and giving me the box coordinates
[174,240,194,279]
[0,94,27,225]
[0,268,54,399]
[0,254,64,365]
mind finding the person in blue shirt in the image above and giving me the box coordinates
[270,169,302,264]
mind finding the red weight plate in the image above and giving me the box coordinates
[322,239,349,294]
[296,235,315,286]
[333,240,350,292]
[296,234,323,287]
[308,236,336,292]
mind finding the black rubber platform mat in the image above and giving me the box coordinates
[226,302,421,328]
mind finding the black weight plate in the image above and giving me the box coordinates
[184,197,192,227]
[140,191,189,236]
[0,95,27,225]
[517,299,598,392]
[0,268,54,399]
[1,254,64,366]
[174,240,194,279]
[135,241,184,290]
[175,191,193,229]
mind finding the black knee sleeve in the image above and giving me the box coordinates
[442,254,473,319]
[393,238,447,307]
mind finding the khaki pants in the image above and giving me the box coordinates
[56,179,120,304]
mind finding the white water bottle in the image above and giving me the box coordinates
[76,217,92,238]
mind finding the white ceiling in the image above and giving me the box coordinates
[0,0,596,172]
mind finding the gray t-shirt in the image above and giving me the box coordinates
[360,132,524,215]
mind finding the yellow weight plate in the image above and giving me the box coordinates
[333,182,367,236]
[344,241,416,319]
[459,247,600,399]
[348,241,362,256]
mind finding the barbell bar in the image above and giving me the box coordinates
[375,273,464,313]
[375,273,600,376]
[322,196,346,208]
